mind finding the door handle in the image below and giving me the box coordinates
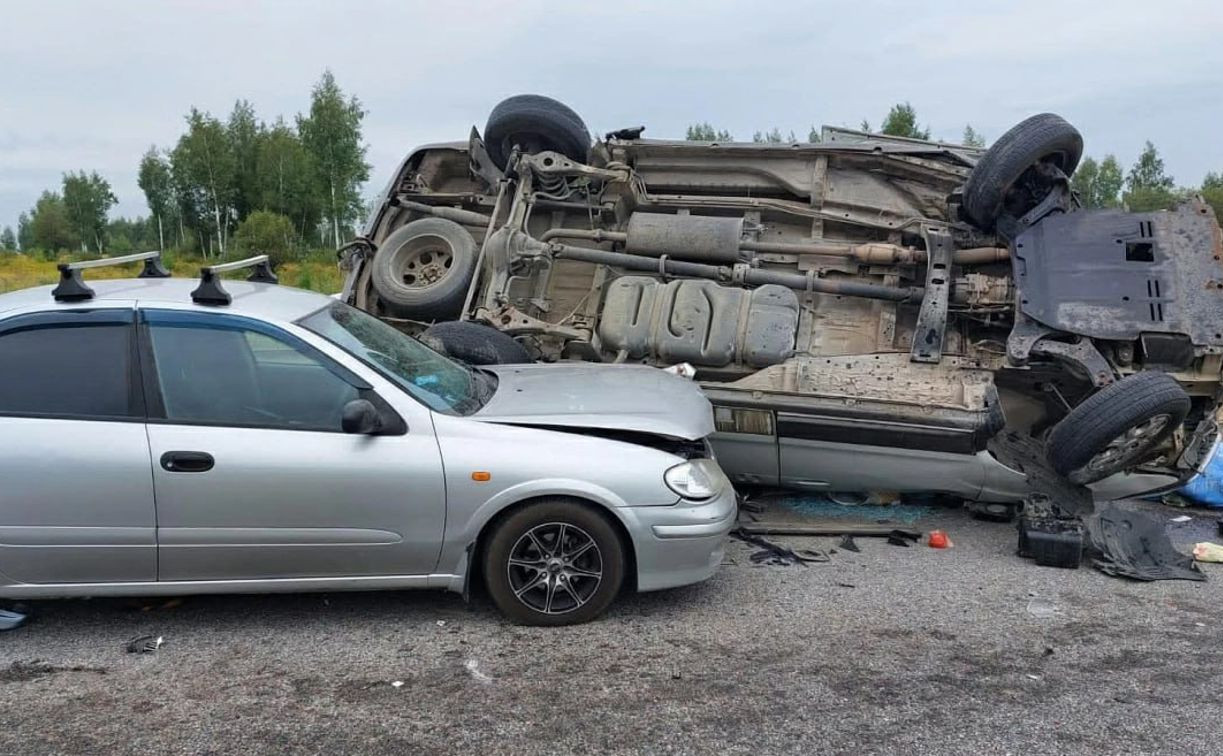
[160,451,215,473]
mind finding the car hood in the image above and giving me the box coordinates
[471,364,714,440]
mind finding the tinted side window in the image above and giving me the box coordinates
[144,310,360,432]
[0,311,135,419]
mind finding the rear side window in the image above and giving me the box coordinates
[0,310,136,420]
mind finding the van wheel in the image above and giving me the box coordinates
[370,218,476,319]
[962,113,1083,230]
[483,499,625,626]
[1047,372,1190,484]
[484,95,591,172]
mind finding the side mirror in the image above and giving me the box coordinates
[342,399,384,435]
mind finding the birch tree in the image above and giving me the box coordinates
[170,108,237,256]
[138,147,174,251]
[298,70,370,247]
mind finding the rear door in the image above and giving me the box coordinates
[139,308,447,581]
[0,307,157,584]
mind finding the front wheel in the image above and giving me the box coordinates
[483,499,625,626]
[1046,372,1190,484]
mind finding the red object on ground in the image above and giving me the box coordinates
[928,530,951,549]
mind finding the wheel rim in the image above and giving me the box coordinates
[391,234,453,290]
[506,522,602,615]
[1082,413,1172,477]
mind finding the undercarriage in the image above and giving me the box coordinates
[341,95,1223,498]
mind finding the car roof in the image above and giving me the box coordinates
[0,278,335,323]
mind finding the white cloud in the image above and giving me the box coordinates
[2,0,1221,230]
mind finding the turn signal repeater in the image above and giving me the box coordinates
[471,471,492,482]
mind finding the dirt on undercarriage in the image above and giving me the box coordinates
[341,95,1223,497]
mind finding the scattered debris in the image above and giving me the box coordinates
[1026,598,1060,619]
[731,529,829,566]
[436,620,447,628]
[1017,495,1084,569]
[886,531,916,547]
[661,362,696,379]
[390,680,405,689]
[1170,515,1193,523]
[739,523,922,540]
[125,635,164,654]
[928,530,952,549]
[838,535,861,553]
[464,659,493,684]
[1193,542,1223,563]
[0,607,28,632]
[1086,502,1205,581]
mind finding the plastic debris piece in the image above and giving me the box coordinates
[928,530,952,549]
[1192,542,1223,563]
[125,635,164,653]
[838,535,861,553]
[391,680,404,689]
[0,608,28,631]
[465,659,492,684]
[1088,502,1204,581]
[436,620,446,627]
[1170,515,1193,523]
[1026,598,1059,619]
[661,362,696,379]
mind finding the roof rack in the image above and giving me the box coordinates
[53,251,171,302]
[190,255,279,306]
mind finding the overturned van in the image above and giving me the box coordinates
[339,95,1223,502]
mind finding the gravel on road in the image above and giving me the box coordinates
[2,504,1222,755]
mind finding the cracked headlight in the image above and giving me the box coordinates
[664,459,724,501]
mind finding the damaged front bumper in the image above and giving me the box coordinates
[620,483,738,592]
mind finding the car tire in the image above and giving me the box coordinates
[483,499,626,626]
[420,321,531,365]
[962,113,1083,230]
[484,94,591,172]
[1046,372,1190,484]
[370,218,476,319]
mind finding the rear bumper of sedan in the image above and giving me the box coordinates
[623,485,738,592]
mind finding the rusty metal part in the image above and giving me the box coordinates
[911,229,953,364]
[624,212,745,263]
[548,241,923,303]
[952,273,1014,307]
[394,199,493,227]
[539,228,628,244]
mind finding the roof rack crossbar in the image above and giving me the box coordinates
[52,251,169,302]
[190,255,279,306]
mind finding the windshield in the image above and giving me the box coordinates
[299,302,494,415]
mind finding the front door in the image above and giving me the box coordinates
[140,309,446,581]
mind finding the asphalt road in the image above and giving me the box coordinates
[2,503,1221,755]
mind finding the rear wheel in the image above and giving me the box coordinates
[484,95,591,172]
[483,499,625,626]
[1046,372,1190,484]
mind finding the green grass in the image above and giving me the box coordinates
[0,252,344,295]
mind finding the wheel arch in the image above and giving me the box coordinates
[468,494,640,597]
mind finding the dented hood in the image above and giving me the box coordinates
[471,364,714,440]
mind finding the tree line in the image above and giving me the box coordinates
[683,102,1222,217]
[3,70,370,264]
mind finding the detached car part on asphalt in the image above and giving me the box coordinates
[0,255,736,626]
[343,95,1223,501]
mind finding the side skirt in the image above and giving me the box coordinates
[0,573,465,599]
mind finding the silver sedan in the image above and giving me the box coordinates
[0,273,735,625]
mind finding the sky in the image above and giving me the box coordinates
[2,0,1222,234]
